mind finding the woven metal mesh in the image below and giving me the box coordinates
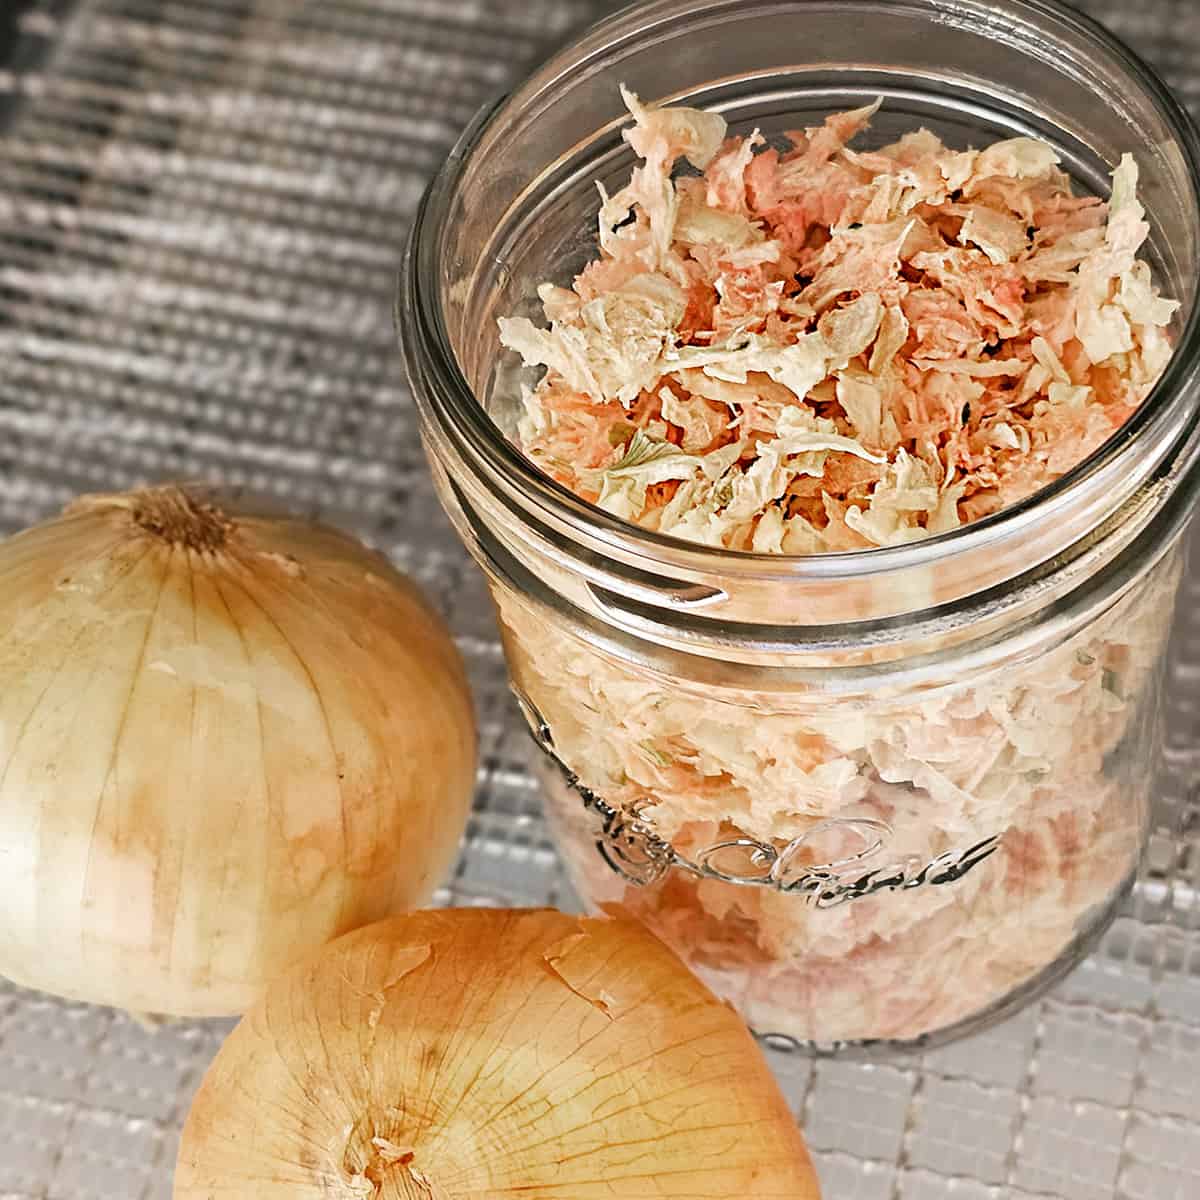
[0,1,1198,1197]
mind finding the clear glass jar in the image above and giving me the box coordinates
[399,0,1200,1049]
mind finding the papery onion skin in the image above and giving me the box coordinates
[0,487,476,1017]
[174,908,820,1199]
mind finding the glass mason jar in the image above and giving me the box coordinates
[399,0,1200,1049]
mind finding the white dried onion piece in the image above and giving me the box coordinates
[174,908,821,1199]
[0,487,476,1017]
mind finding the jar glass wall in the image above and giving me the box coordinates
[400,0,1200,1048]
[495,548,1179,1046]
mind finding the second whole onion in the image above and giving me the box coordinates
[175,908,823,1199]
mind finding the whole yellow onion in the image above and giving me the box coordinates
[175,908,822,1199]
[0,486,476,1017]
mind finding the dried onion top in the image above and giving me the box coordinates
[500,92,1177,552]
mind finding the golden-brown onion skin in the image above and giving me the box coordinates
[0,489,476,1016]
[175,908,821,1199]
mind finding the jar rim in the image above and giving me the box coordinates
[401,0,1200,589]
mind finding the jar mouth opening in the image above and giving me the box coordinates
[404,0,1200,584]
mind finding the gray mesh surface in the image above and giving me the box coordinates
[1,1,1199,1197]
